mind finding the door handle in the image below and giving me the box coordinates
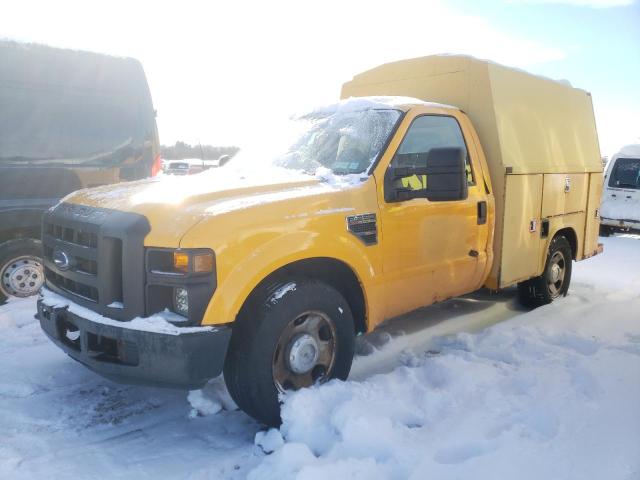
[477,201,487,225]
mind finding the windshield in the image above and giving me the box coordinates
[234,107,402,176]
[609,157,640,190]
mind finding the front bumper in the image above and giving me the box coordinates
[37,298,231,389]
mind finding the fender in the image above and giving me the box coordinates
[189,227,384,329]
[0,200,57,241]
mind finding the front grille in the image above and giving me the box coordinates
[45,223,98,248]
[43,220,100,303]
[42,203,150,321]
[45,267,99,302]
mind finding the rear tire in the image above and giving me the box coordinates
[518,235,572,308]
[599,225,613,237]
[223,279,355,427]
[0,239,44,300]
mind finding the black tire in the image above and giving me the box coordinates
[518,235,572,308]
[223,278,355,427]
[599,225,613,237]
[0,238,44,300]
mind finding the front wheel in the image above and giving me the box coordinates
[517,235,572,308]
[0,239,45,301]
[223,279,355,427]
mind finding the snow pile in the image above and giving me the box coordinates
[256,429,285,454]
[249,236,640,480]
[188,375,238,417]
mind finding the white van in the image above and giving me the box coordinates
[601,144,640,235]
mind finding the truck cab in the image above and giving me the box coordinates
[600,144,640,234]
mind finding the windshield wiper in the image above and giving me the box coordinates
[615,182,639,189]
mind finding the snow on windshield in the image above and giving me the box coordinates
[230,98,402,177]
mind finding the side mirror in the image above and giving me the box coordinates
[384,147,467,202]
[423,147,468,202]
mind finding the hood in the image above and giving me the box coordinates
[63,167,368,247]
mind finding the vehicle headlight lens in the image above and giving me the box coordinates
[174,287,189,316]
[172,251,214,274]
[193,252,214,273]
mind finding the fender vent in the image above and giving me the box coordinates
[346,213,378,246]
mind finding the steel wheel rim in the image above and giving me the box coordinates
[273,310,337,393]
[547,251,566,298]
[0,255,44,298]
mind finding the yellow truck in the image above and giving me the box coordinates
[37,55,603,426]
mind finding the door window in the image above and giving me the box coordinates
[392,115,473,192]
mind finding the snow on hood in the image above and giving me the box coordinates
[64,163,368,211]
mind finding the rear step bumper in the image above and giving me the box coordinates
[37,297,231,389]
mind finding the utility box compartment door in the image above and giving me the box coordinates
[583,172,603,258]
[500,174,543,287]
[541,173,589,218]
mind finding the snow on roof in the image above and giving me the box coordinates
[615,144,640,157]
[303,96,456,118]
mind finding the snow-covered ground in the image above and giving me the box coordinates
[1,235,638,479]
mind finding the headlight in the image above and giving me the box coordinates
[174,287,189,316]
[173,251,214,274]
[145,248,217,325]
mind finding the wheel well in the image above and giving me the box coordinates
[554,227,577,260]
[0,226,41,246]
[248,257,368,334]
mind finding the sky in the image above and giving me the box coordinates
[1,0,638,157]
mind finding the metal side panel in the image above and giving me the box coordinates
[499,174,544,287]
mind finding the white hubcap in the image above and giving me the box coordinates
[1,256,44,297]
[550,263,561,283]
[288,334,319,374]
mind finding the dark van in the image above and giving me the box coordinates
[0,41,161,303]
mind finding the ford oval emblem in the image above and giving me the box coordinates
[53,250,71,271]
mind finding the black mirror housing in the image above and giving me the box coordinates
[384,147,467,203]
[424,147,468,201]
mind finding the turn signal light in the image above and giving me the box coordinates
[173,252,189,273]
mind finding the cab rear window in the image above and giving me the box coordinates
[608,158,640,190]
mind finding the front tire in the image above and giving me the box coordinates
[0,239,44,300]
[518,235,572,308]
[223,279,355,427]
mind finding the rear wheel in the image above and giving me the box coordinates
[223,279,355,427]
[599,225,613,237]
[518,235,572,308]
[0,239,44,301]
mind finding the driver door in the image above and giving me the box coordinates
[376,111,489,320]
